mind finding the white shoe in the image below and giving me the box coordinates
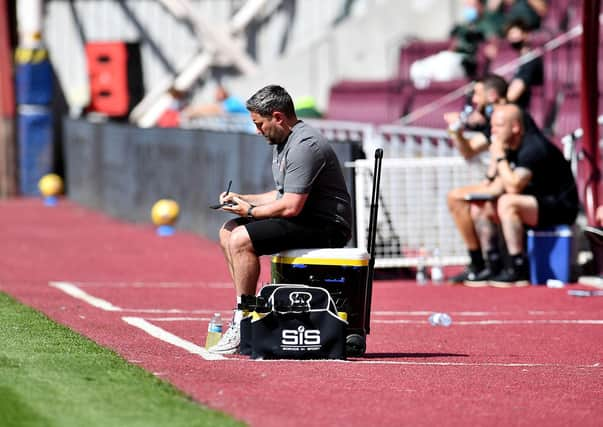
[208,322,240,354]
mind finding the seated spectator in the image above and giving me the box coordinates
[501,0,548,31]
[446,74,509,285]
[157,88,189,128]
[503,18,544,111]
[410,0,504,87]
[444,73,509,160]
[470,104,578,286]
[182,84,247,119]
[448,98,568,285]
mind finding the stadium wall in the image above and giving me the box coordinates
[62,118,362,241]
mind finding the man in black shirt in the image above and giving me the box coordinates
[447,75,543,286]
[474,104,578,285]
[504,18,544,111]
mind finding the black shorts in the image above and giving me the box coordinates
[237,217,350,256]
[537,195,578,227]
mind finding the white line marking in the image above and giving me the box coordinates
[140,317,603,325]
[374,319,603,325]
[121,318,601,369]
[49,282,228,314]
[49,281,122,311]
[62,282,232,289]
[118,308,228,314]
[251,359,602,369]
[372,310,581,316]
[122,317,225,361]
[144,317,209,322]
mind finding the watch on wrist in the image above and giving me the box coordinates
[247,205,255,218]
[496,156,507,163]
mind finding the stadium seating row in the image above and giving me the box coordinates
[325,0,599,144]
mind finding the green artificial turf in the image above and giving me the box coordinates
[0,292,244,427]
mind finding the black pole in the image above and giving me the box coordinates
[363,148,383,335]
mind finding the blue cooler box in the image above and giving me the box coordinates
[527,225,572,285]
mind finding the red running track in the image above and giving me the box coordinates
[0,198,602,427]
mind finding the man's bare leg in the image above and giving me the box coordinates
[490,194,538,286]
[228,225,260,296]
[447,184,487,250]
[497,194,538,254]
[209,223,259,354]
[219,220,238,281]
[471,201,500,254]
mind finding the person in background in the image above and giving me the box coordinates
[444,73,509,160]
[503,18,544,111]
[410,0,504,87]
[156,88,188,128]
[471,104,578,286]
[499,0,548,31]
[208,85,353,354]
[182,84,247,118]
[446,74,509,285]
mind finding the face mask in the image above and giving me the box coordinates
[462,6,479,23]
[509,40,524,51]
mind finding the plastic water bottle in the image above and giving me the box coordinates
[430,248,444,284]
[416,249,427,285]
[205,312,223,349]
[448,104,473,132]
[428,312,452,327]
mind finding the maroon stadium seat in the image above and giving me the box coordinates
[398,39,452,81]
[553,90,581,145]
[326,79,409,124]
[403,80,468,128]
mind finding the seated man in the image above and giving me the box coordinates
[445,73,509,160]
[447,74,509,285]
[208,85,353,354]
[447,75,544,285]
[473,104,579,286]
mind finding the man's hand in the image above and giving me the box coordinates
[222,196,252,217]
[489,134,506,159]
[444,112,460,126]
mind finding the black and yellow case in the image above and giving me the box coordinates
[271,248,369,339]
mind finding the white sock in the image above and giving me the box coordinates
[233,309,243,325]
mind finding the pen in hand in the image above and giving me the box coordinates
[209,180,235,210]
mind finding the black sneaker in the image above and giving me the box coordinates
[448,265,483,284]
[489,267,530,288]
[463,267,496,287]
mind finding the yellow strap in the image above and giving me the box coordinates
[272,256,368,267]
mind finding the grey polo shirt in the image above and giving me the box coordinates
[272,121,352,234]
